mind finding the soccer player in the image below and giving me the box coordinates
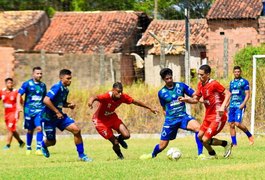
[17,67,46,155]
[140,68,204,160]
[229,66,254,146]
[88,82,157,159]
[40,69,92,162]
[178,64,232,159]
[0,78,25,149]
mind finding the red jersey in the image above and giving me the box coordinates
[94,91,134,119]
[195,79,225,115]
[0,88,18,114]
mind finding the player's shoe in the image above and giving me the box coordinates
[197,154,206,160]
[116,152,124,160]
[118,138,128,149]
[248,136,254,145]
[41,147,50,158]
[139,153,153,160]
[79,154,93,162]
[200,155,218,160]
[26,149,32,155]
[19,142,25,148]
[3,145,10,150]
[35,149,42,156]
[224,142,233,158]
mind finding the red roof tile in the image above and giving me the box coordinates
[207,0,263,20]
[34,11,142,54]
[137,19,207,55]
[0,11,46,37]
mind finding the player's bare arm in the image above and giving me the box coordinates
[64,102,76,109]
[88,96,99,109]
[16,93,23,112]
[239,90,250,109]
[178,94,200,104]
[132,100,158,114]
[217,89,231,116]
[43,96,63,119]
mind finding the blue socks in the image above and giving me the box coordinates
[245,130,252,138]
[76,143,84,157]
[41,141,47,149]
[26,133,33,150]
[195,132,203,155]
[231,135,237,145]
[152,144,161,158]
[36,131,43,150]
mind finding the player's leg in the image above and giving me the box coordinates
[186,119,203,156]
[41,120,56,158]
[34,113,43,153]
[24,117,35,154]
[228,108,237,146]
[108,135,124,159]
[117,123,130,149]
[13,131,25,148]
[234,108,254,145]
[63,116,92,162]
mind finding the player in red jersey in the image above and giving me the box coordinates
[88,82,157,159]
[179,65,232,159]
[0,78,25,149]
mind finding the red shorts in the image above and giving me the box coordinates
[200,113,227,139]
[5,112,17,132]
[92,114,122,139]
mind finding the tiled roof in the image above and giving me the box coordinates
[137,19,207,55]
[0,10,46,37]
[207,0,263,20]
[34,11,142,54]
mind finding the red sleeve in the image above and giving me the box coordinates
[195,82,202,97]
[97,92,110,102]
[213,81,225,93]
[121,93,134,104]
[0,90,2,100]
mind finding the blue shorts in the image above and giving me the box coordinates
[160,115,194,141]
[24,113,42,130]
[42,113,75,141]
[228,107,245,123]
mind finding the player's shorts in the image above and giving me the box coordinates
[42,113,75,141]
[92,113,122,140]
[5,112,17,132]
[24,112,42,130]
[228,107,245,123]
[160,115,195,141]
[200,113,227,139]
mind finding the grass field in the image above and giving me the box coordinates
[1,134,265,179]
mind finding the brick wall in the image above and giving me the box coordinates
[207,19,259,76]
[0,47,15,88]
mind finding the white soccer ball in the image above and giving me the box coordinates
[166,147,182,160]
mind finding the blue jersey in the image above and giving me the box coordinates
[18,79,46,117]
[158,82,194,125]
[229,77,250,108]
[42,81,69,120]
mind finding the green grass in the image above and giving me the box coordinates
[1,134,265,179]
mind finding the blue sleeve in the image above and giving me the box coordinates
[244,80,250,91]
[158,91,166,107]
[46,84,60,100]
[229,82,232,92]
[182,83,194,97]
[18,81,28,95]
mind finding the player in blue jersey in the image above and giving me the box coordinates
[229,66,254,146]
[140,68,204,160]
[17,67,46,155]
[40,69,92,162]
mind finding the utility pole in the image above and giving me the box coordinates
[223,37,228,78]
[154,0,158,20]
[184,0,190,86]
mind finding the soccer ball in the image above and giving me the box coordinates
[166,147,182,160]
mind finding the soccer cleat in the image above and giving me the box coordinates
[118,138,128,149]
[19,142,25,148]
[248,136,254,145]
[79,154,93,162]
[116,152,124,160]
[197,154,206,160]
[41,147,50,158]
[35,149,42,156]
[224,142,233,158]
[26,149,32,155]
[3,145,10,150]
[139,153,153,160]
[200,155,218,160]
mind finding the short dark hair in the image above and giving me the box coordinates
[5,78,13,82]
[59,69,72,76]
[199,64,211,74]
[160,68,173,79]
[113,82,123,91]
[233,66,241,71]
[33,66,42,72]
